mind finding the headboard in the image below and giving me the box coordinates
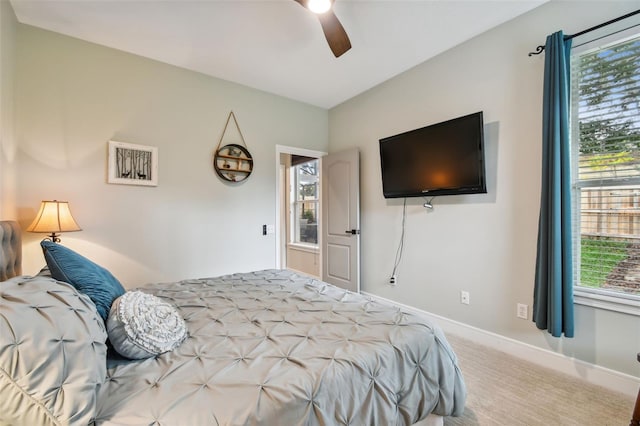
[0,221,22,281]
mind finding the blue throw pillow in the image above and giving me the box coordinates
[40,240,125,321]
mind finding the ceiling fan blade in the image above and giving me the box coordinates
[318,9,351,57]
[292,0,352,58]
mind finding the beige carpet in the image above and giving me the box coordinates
[443,334,636,426]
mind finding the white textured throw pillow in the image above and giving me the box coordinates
[107,291,188,359]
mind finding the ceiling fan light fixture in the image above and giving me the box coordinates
[307,0,331,14]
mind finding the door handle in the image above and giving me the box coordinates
[345,229,360,235]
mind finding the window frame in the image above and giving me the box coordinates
[569,29,640,316]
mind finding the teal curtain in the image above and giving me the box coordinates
[533,31,574,338]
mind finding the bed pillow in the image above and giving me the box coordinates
[41,240,125,321]
[107,291,188,359]
[0,275,108,426]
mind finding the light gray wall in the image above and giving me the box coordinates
[328,1,640,377]
[14,24,328,286]
[0,0,17,219]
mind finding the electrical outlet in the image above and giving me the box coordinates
[460,290,470,305]
[517,303,528,319]
[389,275,397,286]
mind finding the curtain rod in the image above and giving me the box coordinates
[528,9,640,56]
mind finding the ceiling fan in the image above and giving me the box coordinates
[293,0,352,58]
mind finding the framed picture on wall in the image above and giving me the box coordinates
[107,140,158,186]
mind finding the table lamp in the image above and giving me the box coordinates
[26,200,82,243]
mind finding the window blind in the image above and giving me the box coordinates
[572,34,640,296]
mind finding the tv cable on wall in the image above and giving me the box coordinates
[389,197,435,286]
[389,198,407,286]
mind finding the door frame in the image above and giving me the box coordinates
[274,145,327,270]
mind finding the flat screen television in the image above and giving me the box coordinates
[379,111,487,198]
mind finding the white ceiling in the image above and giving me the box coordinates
[10,0,548,109]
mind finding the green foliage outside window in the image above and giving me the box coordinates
[580,237,629,289]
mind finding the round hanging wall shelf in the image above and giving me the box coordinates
[213,143,253,182]
[213,111,254,183]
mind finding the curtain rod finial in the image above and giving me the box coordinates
[528,45,545,56]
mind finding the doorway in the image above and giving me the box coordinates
[275,145,325,278]
[275,146,361,293]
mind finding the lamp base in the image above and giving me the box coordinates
[47,233,61,243]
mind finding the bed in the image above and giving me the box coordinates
[0,220,466,425]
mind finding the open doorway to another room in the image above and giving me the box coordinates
[276,146,325,278]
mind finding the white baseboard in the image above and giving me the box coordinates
[363,291,640,398]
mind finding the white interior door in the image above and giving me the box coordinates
[321,148,360,292]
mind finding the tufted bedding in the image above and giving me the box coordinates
[1,269,465,425]
[0,274,108,425]
[96,269,465,425]
[0,221,21,281]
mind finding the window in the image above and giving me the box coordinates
[291,159,319,245]
[570,32,640,313]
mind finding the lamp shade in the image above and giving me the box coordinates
[27,200,81,242]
